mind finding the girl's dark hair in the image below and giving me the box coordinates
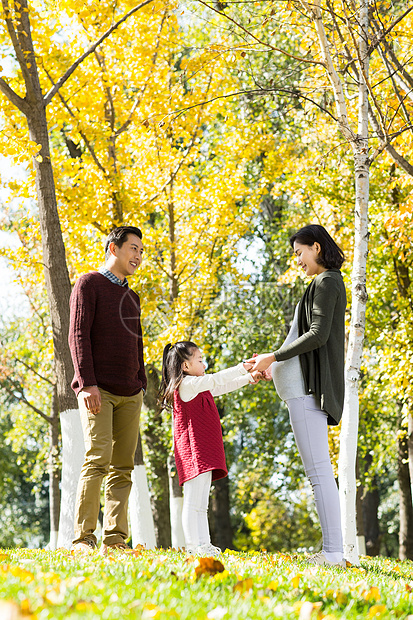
[160,341,199,407]
[290,224,345,269]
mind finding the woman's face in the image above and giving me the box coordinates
[293,241,326,277]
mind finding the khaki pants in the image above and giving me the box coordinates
[73,388,142,546]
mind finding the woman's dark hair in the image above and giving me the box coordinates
[290,224,345,269]
[160,341,199,407]
[105,226,142,260]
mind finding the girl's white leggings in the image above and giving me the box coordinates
[286,395,343,554]
[182,470,212,548]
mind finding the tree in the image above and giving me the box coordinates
[0,0,162,545]
[185,0,413,563]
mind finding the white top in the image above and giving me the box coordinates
[271,303,307,402]
[179,363,253,403]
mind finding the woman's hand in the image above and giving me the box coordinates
[246,353,275,372]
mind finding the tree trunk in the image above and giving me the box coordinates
[355,458,366,555]
[168,453,185,549]
[210,477,233,551]
[142,365,171,547]
[398,428,413,560]
[338,0,370,566]
[362,484,381,557]
[27,111,77,414]
[27,109,82,548]
[130,433,157,549]
[408,413,413,497]
[48,387,61,549]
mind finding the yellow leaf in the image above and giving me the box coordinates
[233,578,253,594]
[368,604,386,618]
[195,557,225,579]
[364,586,381,602]
[267,580,278,591]
[291,573,301,588]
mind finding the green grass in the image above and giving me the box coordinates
[0,548,413,619]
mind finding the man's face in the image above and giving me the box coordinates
[109,234,144,277]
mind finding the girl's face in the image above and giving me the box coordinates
[293,241,327,277]
[182,348,206,376]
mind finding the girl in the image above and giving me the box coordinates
[161,341,260,557]
[249,224,347,567]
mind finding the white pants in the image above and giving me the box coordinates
[182,471,212,548]
[286,395,343,554]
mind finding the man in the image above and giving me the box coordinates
[69,225,146,554]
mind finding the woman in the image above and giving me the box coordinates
[249,224,347,567]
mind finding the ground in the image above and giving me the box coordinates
[0,548,412,619]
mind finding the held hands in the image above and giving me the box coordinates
[246,352,275,372]
[80,385,101,415]
[249,369,264,384]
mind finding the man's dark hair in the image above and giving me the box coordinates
[105,226,142,260]
[290,224,345,269]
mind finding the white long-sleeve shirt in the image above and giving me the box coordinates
[179,363,253,402]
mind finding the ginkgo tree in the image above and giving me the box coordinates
[0,0,267,547]
[185,0,413,563]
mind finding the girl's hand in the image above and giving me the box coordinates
[246,353,275,372]
[249,370,263,383]
[262,367,273,381]
[243,361,254,371]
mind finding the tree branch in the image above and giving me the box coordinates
[195,0,325,66]
[15,357,55,386]
[369,104,413,176]
[0,76,28,114]
[153,85,338,126]
[299,0,356,142]
[43,0,156,106]
[1,0,37,103]
[115,9,168,137]
[43,66,108,175]
[368,6,413,54]
[1,383,52,424]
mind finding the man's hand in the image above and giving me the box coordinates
[80,386,101,415]
[245,353,275,372]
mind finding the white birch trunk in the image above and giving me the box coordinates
[130,465,157,549]
[300,0,370,565]
[56,408,85,548]
[338,0,370,566]
[169,496,185,549]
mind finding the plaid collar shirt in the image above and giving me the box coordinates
[98,266,129,288]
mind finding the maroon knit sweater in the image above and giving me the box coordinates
[69,272,146,397]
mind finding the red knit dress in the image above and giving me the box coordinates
[173,389,227,486]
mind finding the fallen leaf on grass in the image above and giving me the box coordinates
[195,557,225,578]
[20,599,31,616]
[291,573,302,588]
[142,603,162,619]
[8,567,35,584]
[368,605,386,618]
[267,580,278,591]
[0,601,20,620]
[233,578,253,594]
[363,586,381,602]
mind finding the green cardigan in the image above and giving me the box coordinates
[273,269,347,425]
